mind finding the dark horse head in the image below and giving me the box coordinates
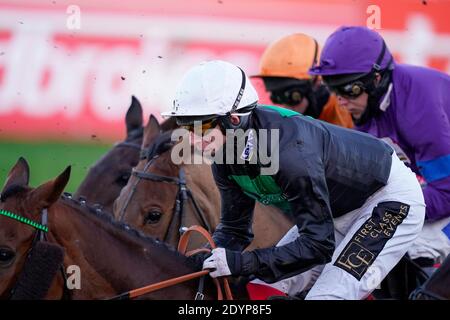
[75,96,177,212]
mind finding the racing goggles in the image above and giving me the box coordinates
[181,118,219,135]
[329,80,368,99]
[270,87,306,107]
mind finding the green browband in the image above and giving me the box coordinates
[0,209,48,232]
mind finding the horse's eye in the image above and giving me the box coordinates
[115,173,131,186]
[0,247,15,267]
[144,210,162,225]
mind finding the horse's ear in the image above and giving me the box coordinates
[142,114,161,148]
[30,166,71,209]
[125,95,143,136]
[2,157,30,193]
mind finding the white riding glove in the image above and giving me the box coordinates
[202,248,232,278]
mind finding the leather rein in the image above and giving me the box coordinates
[107,225,233,300]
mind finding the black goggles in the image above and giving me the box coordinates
[329,81,367,99]
[270,87,307,107]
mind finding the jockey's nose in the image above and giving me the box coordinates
[337,95,349,107]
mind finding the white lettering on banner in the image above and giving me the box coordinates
[0,8,449,131]
[366,5,381,30]
[66,5,81,30]
[0,21,258,122]
[0,24,90,118]
[90,47,139,121]
[0,26,173,119]
[402,15,434,67]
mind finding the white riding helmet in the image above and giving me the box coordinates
[161,60,258,119]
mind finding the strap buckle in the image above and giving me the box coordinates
[195,291,205,300]
[372,63,381,71]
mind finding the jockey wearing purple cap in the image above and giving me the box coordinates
[310,26,450,264]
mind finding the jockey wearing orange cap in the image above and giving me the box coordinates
[252,33,353,128]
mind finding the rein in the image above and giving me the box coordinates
[409,287,447,300]
[1,210,230,299]
[114,125,144,151]
[108,225,233,300]
[409,268,447,300]
[409,258,449,300]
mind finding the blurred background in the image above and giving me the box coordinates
[0,0,449,191]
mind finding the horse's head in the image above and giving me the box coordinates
[113,114,219,248]
[75,96,143,211]
[0,158,70,298]
[113,114,179,241]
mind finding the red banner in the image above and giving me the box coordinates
[0,0,449,141]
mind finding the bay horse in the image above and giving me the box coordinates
[113,115,294,251]
[75,96,176,212]
[0,157,230,300]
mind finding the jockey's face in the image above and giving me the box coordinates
[331,73,381,121]
[189,115,241,153]
[336,92,369,121]
[192,125,224,153]
[280,95,309,114]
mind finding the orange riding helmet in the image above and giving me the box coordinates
[253,33,354,129]
[255,33,320,80]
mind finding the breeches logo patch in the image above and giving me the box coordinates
[335,202,410,280]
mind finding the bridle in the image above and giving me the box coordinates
[409,269,448,300]
[409,286,447,300]
[0,209,70,300]
[114,127,144,151]
[117,144,212,243]
[408,259,447,300]
[112,140,229,300]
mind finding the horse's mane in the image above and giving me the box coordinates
[59,193,196,268]
[2,189,173,253]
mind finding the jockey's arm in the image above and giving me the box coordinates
[398,89,450,221]
[239,148,335,283]
[419,169,450,221]
[211,163,256,252]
